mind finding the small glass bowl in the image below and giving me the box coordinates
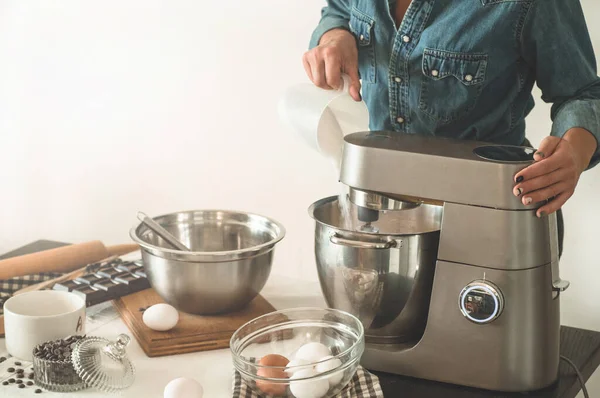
[33,355,86,392]
[230,308,365,398]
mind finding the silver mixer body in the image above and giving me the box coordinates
[313,131,569,392]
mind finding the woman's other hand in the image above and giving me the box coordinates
[513,128,598,217]
[302,28,361,101]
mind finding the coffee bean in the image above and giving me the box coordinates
[8,378,15,383]
[27,381,34,386]
[7,367,14,373]
[18,384,25,388]
[0,356,5,362]
[14,361,21,366]
[35,389,43,393]
[2,381,8,386]
[33,336,87,387]
[16,379,23,383]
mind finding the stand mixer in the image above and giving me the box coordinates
[311,131,570,392]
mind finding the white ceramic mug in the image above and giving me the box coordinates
[278,75,370,171]
[3,290,86,360]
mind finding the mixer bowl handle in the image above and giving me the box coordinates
[329,234,397,250]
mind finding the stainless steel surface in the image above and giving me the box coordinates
[549,212,570,293]
[136,211,190,251]
[330,233,396,249]
[130,210,285,262]
[552,278,570,292]
[340,131,540,210]
[309,196,442,236]
[348,188,420,210]
[311,131,564,391]
[458,280,504,324]
[309,196,441,344]
[130,210,285,314]
[361,261,559,392]
[438,203,553,270]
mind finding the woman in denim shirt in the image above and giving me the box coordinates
[305,0,600,256]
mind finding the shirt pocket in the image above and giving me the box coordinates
[348,7,376,83]
[418,48,488,125]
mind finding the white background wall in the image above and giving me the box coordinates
[0,0,599,393]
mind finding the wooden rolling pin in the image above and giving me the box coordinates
[0,241,139,280]
[12,256,118,296]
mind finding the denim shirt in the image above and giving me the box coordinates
[309,0,600,168]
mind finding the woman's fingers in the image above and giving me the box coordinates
[515,151,562,182]
[533,136,561,162]
[311,57,330,89]
[345,64,362,101]
[302,29,360,99]
[302,53,313,81]
[535,191,572,218]
[513,168,568,197]
[520,181,570,206]
[514,137,563,182]
[324,50,343,90]
[512,137,581,216]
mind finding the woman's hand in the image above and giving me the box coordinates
[513,128,597,217]
[302,28,362,101]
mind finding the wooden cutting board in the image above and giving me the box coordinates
[113,288,276,357]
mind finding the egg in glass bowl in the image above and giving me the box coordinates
[230,308,365,398]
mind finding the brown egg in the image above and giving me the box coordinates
[258,354,290,367]
[256,367,287,396]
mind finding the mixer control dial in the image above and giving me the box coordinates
[459,281,504,324]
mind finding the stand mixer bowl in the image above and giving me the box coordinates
[309,195,442,344]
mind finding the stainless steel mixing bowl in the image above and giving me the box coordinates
[309,196,442,344]
[130,210,285,315]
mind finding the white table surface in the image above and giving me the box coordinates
[1,274,598,398]
[0,274,327,398]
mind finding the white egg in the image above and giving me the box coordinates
[290,369,329,398]
[143,303,179,331]
[285,358,312,376]
[295,342,331,363]
[164,377,204,398]
[315,356,344,386]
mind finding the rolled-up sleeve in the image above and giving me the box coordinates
[520,0,600,169]
[309,0,351,49]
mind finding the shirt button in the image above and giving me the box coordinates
[394,77,402,83]
[396,117,405,124]
[431,70,439,77]
[465,74,474,82]
[359,34,365,41]
[402,35,411,43]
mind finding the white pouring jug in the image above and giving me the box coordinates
[278,75,370,171]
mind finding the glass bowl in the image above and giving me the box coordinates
[230,308,365,398]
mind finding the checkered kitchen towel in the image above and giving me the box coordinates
[0,256,116,315]
[0,273,64,315]
[232,365,384,398]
